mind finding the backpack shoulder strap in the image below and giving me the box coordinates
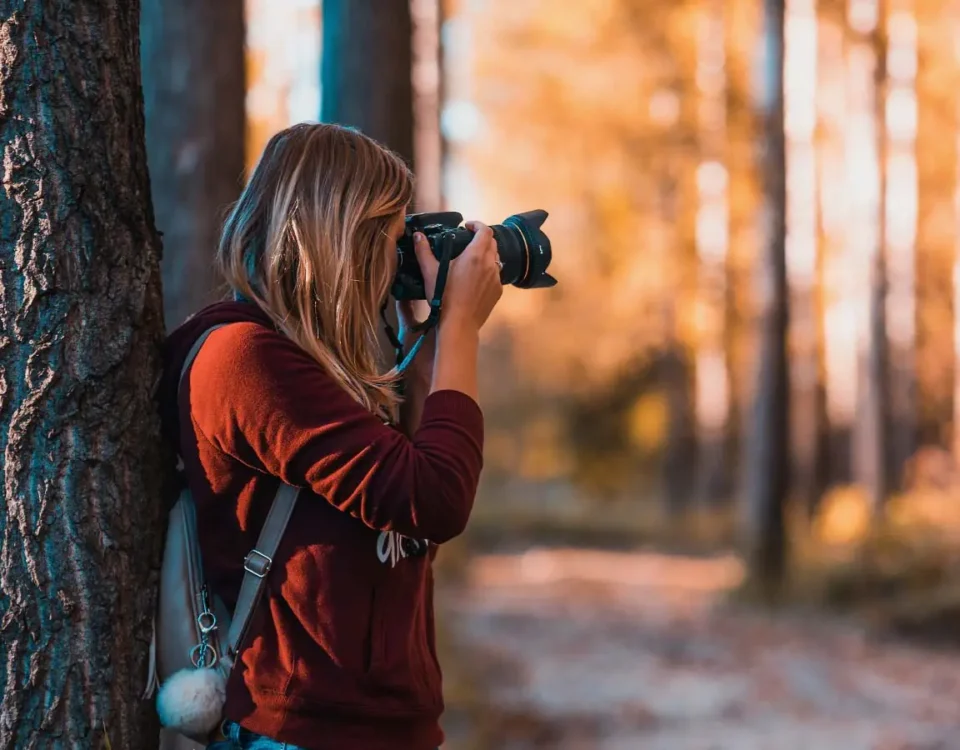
[178,322,301,671]
[224,482,300,668]
[179,323,229,389]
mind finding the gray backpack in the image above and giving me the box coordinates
[143,324,300,746]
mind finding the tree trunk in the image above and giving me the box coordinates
[881,0,917,489]
[811,125,832,510]
[817,0,854,487]
[322,0,415,165]
[743,0,789,595]
[724,0,763,505]
[784,0,825,518]
[0,3,166,749]
[662,340,698,517]
[411,0,444,211]
[141,0,246,330]
[660,24,699,518]
[693,0,733,507]
[866,0,891,512]
[915,0,957,453]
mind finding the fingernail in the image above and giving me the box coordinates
[413,232,424,243]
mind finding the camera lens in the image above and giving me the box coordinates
[494,210,556,290]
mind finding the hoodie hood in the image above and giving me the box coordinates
[159,300,275,449]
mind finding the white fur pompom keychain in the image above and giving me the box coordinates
[156,667,226,738]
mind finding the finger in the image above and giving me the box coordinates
[412,232,439,273]
[464,221,495,241]
[467,222,498,259]
[463,222,494,258]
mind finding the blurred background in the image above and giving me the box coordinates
[143,0,960,747]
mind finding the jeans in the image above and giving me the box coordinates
[207,719,441,750]
[207,720,308,750]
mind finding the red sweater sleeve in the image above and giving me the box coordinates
[188,322,484,543]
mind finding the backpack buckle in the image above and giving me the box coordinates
[243,549,272,578]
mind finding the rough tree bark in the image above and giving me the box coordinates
[321,0,415,165]
[743,0,789,594]
[141,0,246,330]
[0,2,166,748]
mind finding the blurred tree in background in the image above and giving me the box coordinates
[742,0,790,593]
[142,0,246,329]
[915,0,958,458]
[321,0,415,164]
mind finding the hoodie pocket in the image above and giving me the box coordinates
[361,564,441,710]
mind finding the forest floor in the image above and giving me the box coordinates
[438,547,960,750]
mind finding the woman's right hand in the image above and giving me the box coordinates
[441,221,503,332]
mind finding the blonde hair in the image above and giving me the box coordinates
[217,123,414,420]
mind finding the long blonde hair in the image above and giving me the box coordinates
[218,123,414,420]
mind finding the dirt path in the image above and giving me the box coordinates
[440,548,960,750]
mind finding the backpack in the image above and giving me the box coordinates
[143,324,301,746]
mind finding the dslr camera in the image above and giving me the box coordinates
[391,209,557,301]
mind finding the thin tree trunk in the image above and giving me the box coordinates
[142,0,246,330]
[743,0,789,594]
[845,0,890,509]
[915,0,957,454]
[724,0,763,502]
[0,2,166,748]
[812,122,832,509]
[808,0,843,506]
[883,0,918,487]
[661,24,700,518]
[785,0,825,518]
[662,339,698,517]
[694,0,733,507]
[867,0,891,512]
[322,0,415,165]
[412,0,444,211]
[660,168,697,517]
[817,0,855,487]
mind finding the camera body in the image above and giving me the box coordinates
[391,210,557,301]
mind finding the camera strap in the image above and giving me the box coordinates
[382,232,457,377]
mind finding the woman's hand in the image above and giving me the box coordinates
[427,221,503,403]
[441,221,503,332]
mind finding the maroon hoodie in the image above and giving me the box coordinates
[159,301,484,750]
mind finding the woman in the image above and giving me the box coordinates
[160,123,502,750]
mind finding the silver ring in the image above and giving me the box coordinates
[190,643,219,669]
